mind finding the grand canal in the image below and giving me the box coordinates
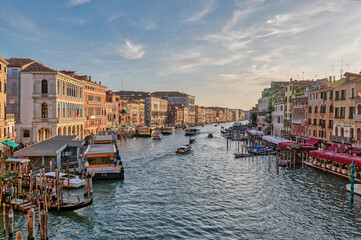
[5,123,361,239]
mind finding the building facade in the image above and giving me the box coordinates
[0,57,9,141]
[145,96,168,126]
[7,58,85,144]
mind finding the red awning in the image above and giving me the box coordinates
[349,149,361,155]
[278,142,296,148]
[281,135,290,139]
[310,150,361,168]
[305,139,320,146]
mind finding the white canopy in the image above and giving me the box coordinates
[262,135,294,144]
[247,130,264,136]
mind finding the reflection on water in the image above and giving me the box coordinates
[1,123,361,239]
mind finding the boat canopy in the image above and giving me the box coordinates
[6,158,30,163]
[310,150,361,168]
[247,130,264,136]
[263,135,294,144]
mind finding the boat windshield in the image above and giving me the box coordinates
[87,155,114,165]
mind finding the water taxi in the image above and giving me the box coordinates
[176,145,191,154]
[162,127,175,135]
[184,128,200,136]
[152,132,163,140]
[208,133,213,138]
[138,126,157,137]
[189,137,196,144]
[84,135,124,179]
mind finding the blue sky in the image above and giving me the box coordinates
[1,0,360,109]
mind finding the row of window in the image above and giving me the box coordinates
[309,88,356,101]
[56,80,82,98]
[0,64,6,73]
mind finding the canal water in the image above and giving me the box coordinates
[5,123,361,239]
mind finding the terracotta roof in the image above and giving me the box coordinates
[152,91,190,97]
[6,58,34,67]
[22,62,56,72]
[59,70,78,78]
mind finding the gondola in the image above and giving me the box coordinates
[46,194,93,212]
[189,138,196,144]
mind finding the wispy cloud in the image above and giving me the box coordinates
[115,40,145,59]
[182,0,216,23]
[68,0,90,7]
[145,22,157,30]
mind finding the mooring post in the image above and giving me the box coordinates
[15,231,24,240]
[351,163,355,205]
[276,152,279,174]
[3,203,5,234]
[39,210,48,240]
[28,208,35,240]
[8,208,13,237]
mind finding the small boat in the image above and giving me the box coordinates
[46,194,93,212]
[248,146,274,155]
[184,128,200,136]
[189,138,196,144]
[234,152,253,158]
[346,184,361,196]
[176,145,191,154]
[208,133,213,138]
[215,124,218,127]
[162,127,175,135]
[36,172,85,189]
[152,132,163,140]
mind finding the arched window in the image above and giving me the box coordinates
[358,104,361,115]
[357,128,361,141]
[41,80,48,94]
[329,104,334,113]
[314,105,318,113]
[309,105,312,113]
[41,103,48,118]
[350,128,354,140]
[341,127,344,137]
[335,127,338,136]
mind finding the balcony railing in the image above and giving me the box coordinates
[5,114,14,120]
[87,115,104,120]
[291,119,304,124]
[330,135,353,144]
[87,100,102,105]
[354,114,361,122]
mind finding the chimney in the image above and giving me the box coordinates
[290,78,293,82]
[333,76,335,82]
[95,81,97,84]
[89,76,92,81]
[329,76,332,82]
[99,81,102,85]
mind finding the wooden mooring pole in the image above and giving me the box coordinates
[8,208,13,237]
[3,203,6,234]
[15,231,23,240]
[39,210,48,240]
[27,208,35,240]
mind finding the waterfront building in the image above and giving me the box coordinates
[331,73,361,146]
[168,105,187,127]
[307,78,334,143]
[60,71,107,136]
[105,90,121,128]
[152,91,196,125]
[145,96,168,126]
[291,84,311,142]
[6,58,85,144]
[204,107,213,124]
[282,79,314,136]
[127,98,145,125]
[272,91,285,137]
[0,57,10,141]
[195,106,206,126]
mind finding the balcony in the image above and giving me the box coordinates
[291,119,304,124]
[87,100,102,105]
[87,115,104,120]
[330,135,353,144]
[293,105,305,109]
[5,114,14,120]
[58,116,86,123]
[354,114,361,122]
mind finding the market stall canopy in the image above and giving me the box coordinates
[310,150,361,168]
[327,144,351,153]
[305,139,320,146]
[1,140,19,148]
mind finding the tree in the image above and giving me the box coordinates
[251,112,257,127]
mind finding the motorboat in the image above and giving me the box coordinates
[189,138,196,144]
[152,132,163,140]
[184,128,200,136]
[36,172,85,189]
[234,152,253,158]
[208,133,213,138]
[248,146,274,155]
[176,145,191,154]
[162,127,175,135]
